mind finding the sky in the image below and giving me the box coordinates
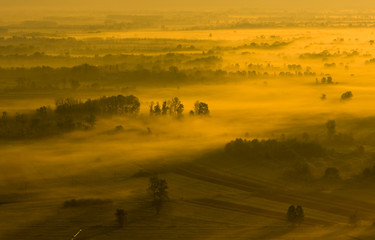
[2,0,374,12]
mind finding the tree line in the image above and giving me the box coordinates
[149,97,210,117]
[0,94,140,139]
[0,95,209,139]
[225,138,326,162]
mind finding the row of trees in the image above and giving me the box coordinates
[0,94,139,139]
[0,95,210,139]
[55,95,140,115]
[149,97,184,116]
[316,76,334,84]
[150,97,210,116]
[0,108,96,139]
[225,138,326,162]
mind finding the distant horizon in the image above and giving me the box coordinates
[2,0,375,12]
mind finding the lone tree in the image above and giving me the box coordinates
[194,101,210,115]
[341,91,353,101]
[326,120,336,139]
[115,209,127,227]
[148,176,169,215]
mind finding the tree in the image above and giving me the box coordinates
[295,205,304,224]
[150,102,161,115]
[341,91,353,101]
[194,101,210,115]
[326,120,336,139]
[170,97,184,116]
[327,76,333,84]
[148,176,169,215]
[116,209,127,227]
[287,205,304,224]
[287,205,296,222]
[150,97,184,117]
[162,101,169,115]
[323,167,341,182]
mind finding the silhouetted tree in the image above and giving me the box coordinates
[194,101,210,115]
[162,101,169,115]
[170,97,184,116]
[341,91,353,101]
[148,176,169,215]
[116,209,127,227]
[327,76,333,84]
[295,205,304,224]
[150,102,161,115]
[287,205,304,224]
[326,120,336,139]
[287,205,296,222]
[150,97,184,117]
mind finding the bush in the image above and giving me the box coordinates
[341,91,353,101]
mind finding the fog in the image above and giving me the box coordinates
[2,7,375,240]
[2,0,375,11]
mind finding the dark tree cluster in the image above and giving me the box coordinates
[149,97,184,116]
[149,98,210,117]
[225,138,325,162]
[287,205,304,224]
[234,41,291,49]
[0,95,139,139]
[325,119,355,144]
[341,91,353,101]
[55,95,140,115]
[191,101,210,116]
[358,164,375,181]
[147,176,169,215]
[287,64,302,71]
[300,50,359,59]
[0,107,95,139]
[316,76,334,84]
[279,71,316,77]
